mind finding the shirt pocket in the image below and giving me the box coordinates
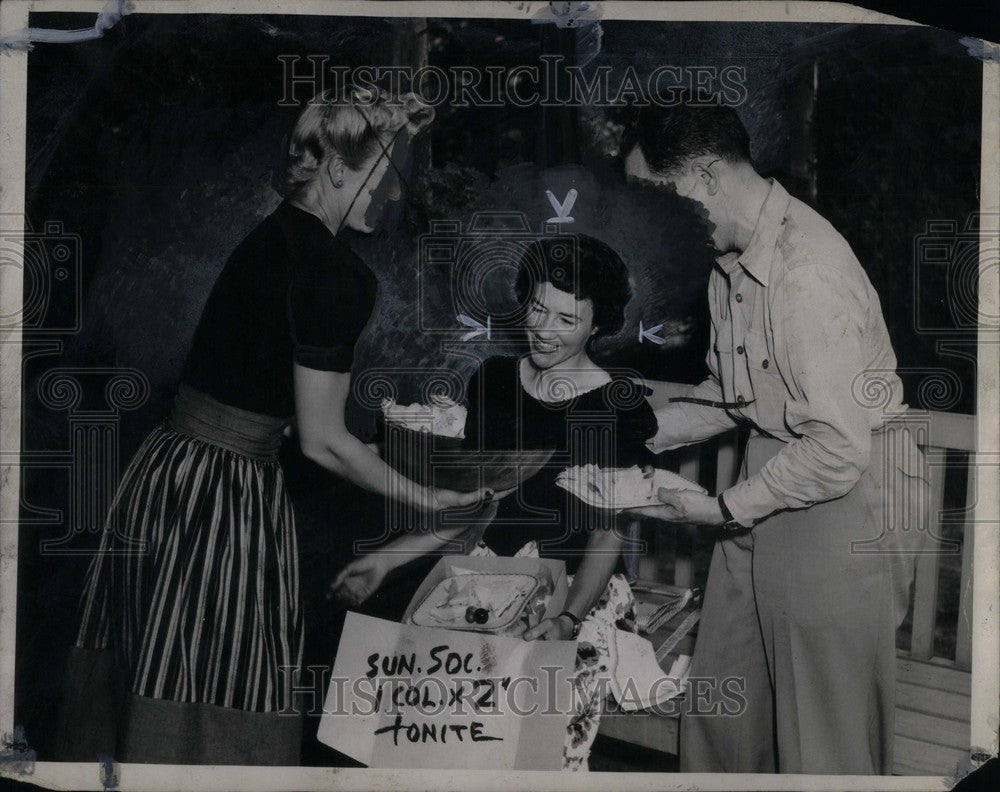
[713,334,736,403]
[744,329,788,434]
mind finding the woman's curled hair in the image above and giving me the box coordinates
[278,86,434,197]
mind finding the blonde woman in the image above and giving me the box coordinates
[60,88,489,765]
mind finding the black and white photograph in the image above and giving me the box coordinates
[0,1,997,789]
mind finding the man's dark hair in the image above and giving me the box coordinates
[622,94,752,175]
[514,235,631,340]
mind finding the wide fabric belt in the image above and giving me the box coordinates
[168,383,287,461]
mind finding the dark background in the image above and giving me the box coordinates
[848,0,999,43]
[13,10,985,762]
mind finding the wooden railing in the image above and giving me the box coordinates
[904,411,976,669]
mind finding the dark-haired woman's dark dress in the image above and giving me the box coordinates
[464,355,657,568]
[462,355,658,769]
[61,202,376,765]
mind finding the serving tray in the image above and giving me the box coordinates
[409,572,541,633]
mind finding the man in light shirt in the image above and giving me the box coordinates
[622,99,930,774]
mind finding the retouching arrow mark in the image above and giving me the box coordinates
[532,1,603,29]
[459,314,492,341]
[639,320,666,345]
[545,188,578,224]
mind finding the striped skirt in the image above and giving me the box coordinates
[74,387,302,714]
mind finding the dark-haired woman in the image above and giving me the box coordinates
[332,235,657,769]
[58,88,490,766]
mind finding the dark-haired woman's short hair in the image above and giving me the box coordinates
[514,235,631,341]
[622,92,751,176]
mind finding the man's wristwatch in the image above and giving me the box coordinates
[558,611,582,639]
[718,492,743,532]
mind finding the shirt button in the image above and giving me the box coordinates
[736,395,746,406]
[762,359,769,369]
[736,345,744,355]
[734,293,743,303]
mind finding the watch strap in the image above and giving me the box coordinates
[558,610,582,639]
[718,492,742,530]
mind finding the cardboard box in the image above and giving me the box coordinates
[318,555,576,770]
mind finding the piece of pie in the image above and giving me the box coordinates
[381,395,467,439]
[556,464,706,510]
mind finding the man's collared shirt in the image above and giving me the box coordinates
[649,179,908,526]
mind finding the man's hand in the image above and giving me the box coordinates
[328,555,389,606]
[523,614,576,641]
[627,488,725,526]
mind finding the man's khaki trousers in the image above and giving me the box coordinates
[680,428,929,774]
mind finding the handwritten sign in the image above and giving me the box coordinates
[319,613,576,769]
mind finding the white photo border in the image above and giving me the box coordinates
[0,1,996,790]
